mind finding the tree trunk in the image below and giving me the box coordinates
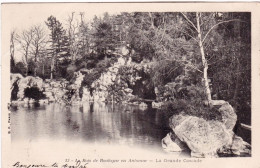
[10,31,15,72]
[34,46,38,77]
[34,67,37,77]
[25,54,28,76]
[42,63,45,78]
[196,12,212,104]
[50,56,55,80]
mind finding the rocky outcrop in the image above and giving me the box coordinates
[10,73,68,104]
[43,79,68,103]
[10,56,143,105]
[10,56,151,106]
[162,132,188,153]
[211,100,237,132]
[82,56,139,103]
[218,134,251,156]
[169,114,232,157]
[16,76,44,100]
[164,100,251,157]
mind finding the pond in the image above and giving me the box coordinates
[10,102,177,155]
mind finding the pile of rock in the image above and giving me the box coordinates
[162,100,251,157]
[10,56,147,106]
[43,79,69,103]
[11,74,44,101]
[11,73,69,105]
[81,56,138,103]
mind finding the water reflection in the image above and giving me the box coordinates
[11,102,171,151]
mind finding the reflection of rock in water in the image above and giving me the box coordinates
[11,103,169,152]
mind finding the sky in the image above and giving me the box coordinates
[2,3,121,32]
[1,2,171,62]
[2,2,256,62]
[1,3,124,62]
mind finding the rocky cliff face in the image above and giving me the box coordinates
[82,57,127,102]
[11,73,70,104]
[11,74,44,101]
[10,56,144,105]
[162,100,251,157]
[81,56,146,103]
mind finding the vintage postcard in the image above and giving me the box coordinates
[2,2,260,168]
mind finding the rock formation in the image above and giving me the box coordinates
[162,100,251,157]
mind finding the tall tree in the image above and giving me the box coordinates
[16,27,35,76]
[67,12,80,62]
[92,13,119,57]
[30,24,47,76]
[45,15,68,79]
[78,12,90,64]
[180,12,240,105]
[10,30,16,73]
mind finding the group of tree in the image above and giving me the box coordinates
[10,12,251,123]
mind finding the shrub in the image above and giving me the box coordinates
[162,99,222,121]
[24,87,46,101]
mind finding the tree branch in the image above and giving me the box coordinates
[158,16,166,44]
[202,19,240,43]
[180,12,198,32]
[179,30,198,43]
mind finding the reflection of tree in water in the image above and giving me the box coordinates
[90,103,94,113]
[12,102,170,148]
[118,108,169,146]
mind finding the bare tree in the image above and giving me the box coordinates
[78,12,90,62]
[16,28,35,76]
[10,30,16,72]
[181,12,240,105]
[30,25,48,76]
[67,12,79,62]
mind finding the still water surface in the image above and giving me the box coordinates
[11,102,172,153]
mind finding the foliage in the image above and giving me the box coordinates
[45,15,69,79]
[151,59,184,86]
[24,87,46,101]
[10,12,251,124]
[162,99,222,121]
[12,62,27,76]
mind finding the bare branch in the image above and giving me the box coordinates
[202,19,240,43]
[148,12,155,29]
[157,58,203,73]
[179,30,198,43]
[180,12,198,32]
[158,16,166,44]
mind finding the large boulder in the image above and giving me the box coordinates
[169,114,232,157]
[218,134,251,156]
[166,100,250,157]
[162,132,188,153]
[211,100,237,132]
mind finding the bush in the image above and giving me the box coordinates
[66,64,77,81]
[160,73,222,121]
[80,57,118,96]
[24,87,46,101]
[162,99,222,121]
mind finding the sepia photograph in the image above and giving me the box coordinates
[2,2,260,168]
